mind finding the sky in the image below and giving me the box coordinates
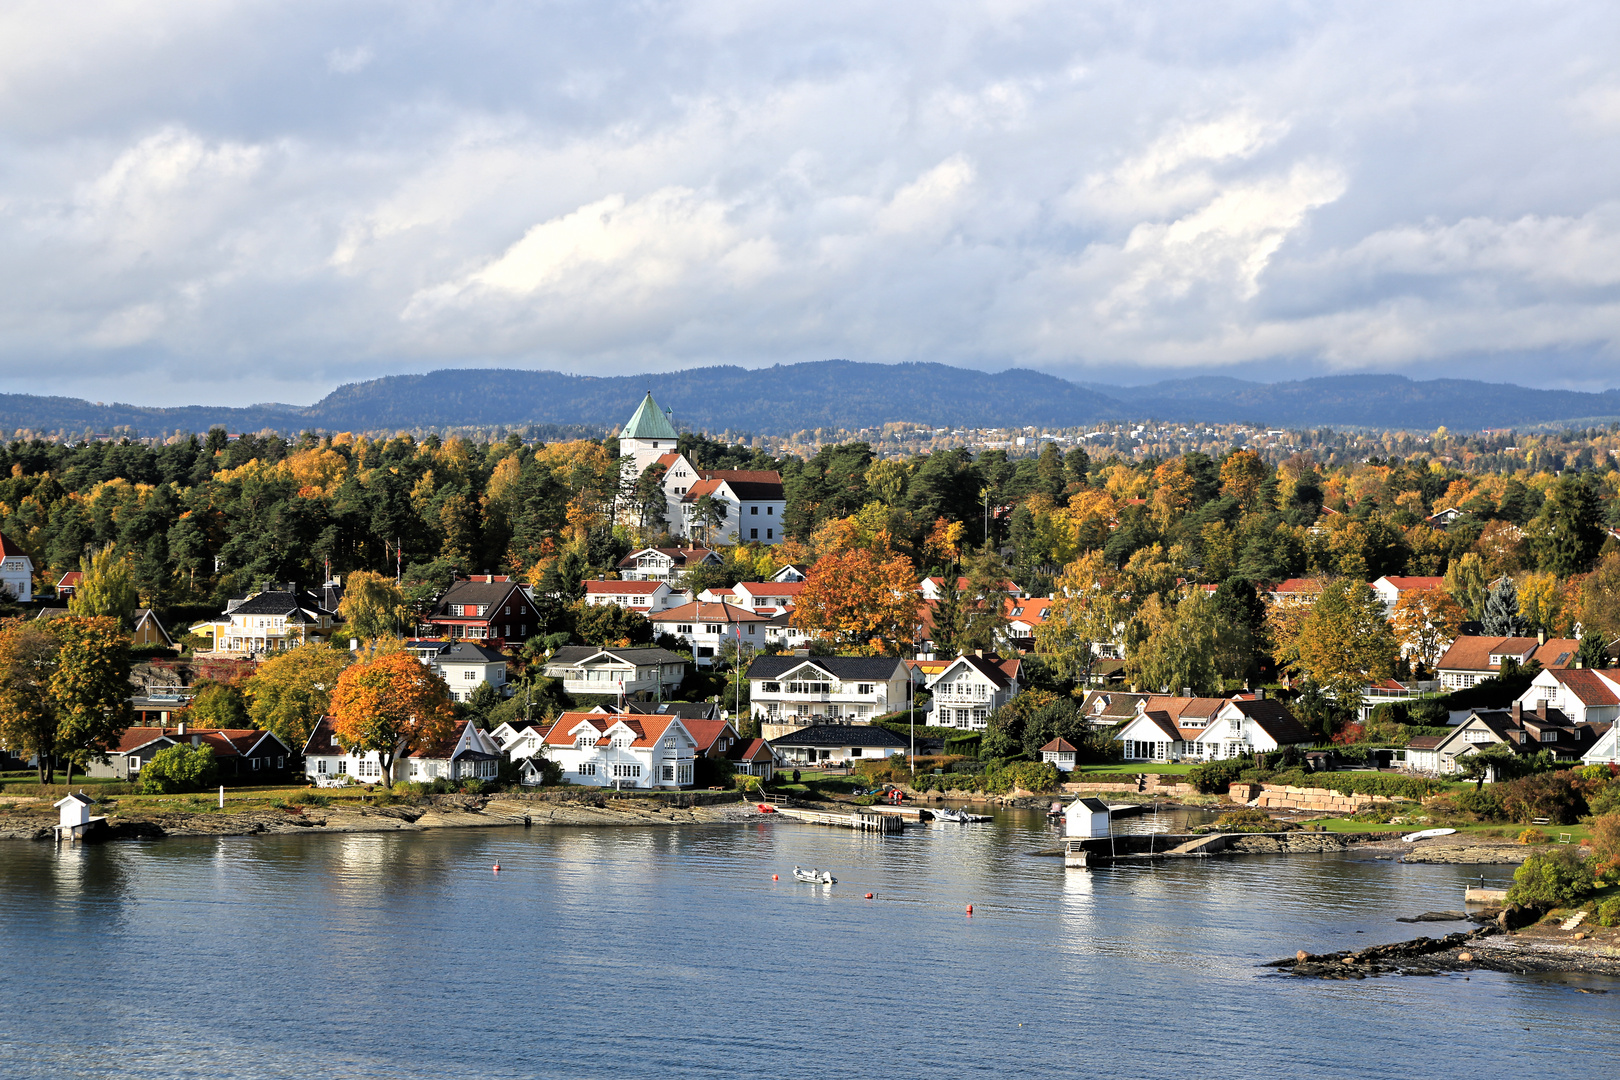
[2,0,1619,407]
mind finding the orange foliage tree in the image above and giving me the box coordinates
[791,548,918,655]
[1392,586,1465,670]
[330,650,454,782]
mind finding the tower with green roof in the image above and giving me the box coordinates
[618,391,680,485]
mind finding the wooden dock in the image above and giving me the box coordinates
[775,807,906,833]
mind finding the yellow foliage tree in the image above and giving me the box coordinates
[330,650,454,783]
[1392,587,1464,670]
[791,548,918,655]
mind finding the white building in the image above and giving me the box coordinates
[616,547,722,583]
[924,654,1022,730]
[542,646,687,700]
[745,654,913,724]
[302,717,502,785]
[405,639,509,702]
[1515,667,1620,727]
[730,581,805,613]
[189,583,338,655]
[0,533,33,603]
[1039,738,1079,772]
[1584,724,1620,767]
[767,723,908,766]
[650,601,770,666]
[536,711,696,789]
[617,392,683,489]
[583,579,677,613]
[1113,695,1313,763]
[1063,797,1111,838]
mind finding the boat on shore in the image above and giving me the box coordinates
[793,866,836,884]
[1400,828,1457,843]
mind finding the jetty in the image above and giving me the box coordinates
[1055,830,1384,868]
[774,807,906,834]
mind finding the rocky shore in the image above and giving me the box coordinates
[1271,924,1620,980]
[0,790,763,842]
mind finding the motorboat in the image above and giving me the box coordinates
[1399,828,1457,843]
[793,866,836,884]
[931,807,968,823]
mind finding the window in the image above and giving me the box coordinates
[677,624,693,635]
[611,763,641,778]
[766,506,774,515]
[578,763,597,776]
[1464,730,1491,743]
[338,760,347,774]
[705,624,722,634]
[317,759,327,773]
[750,506,759,515]
[750,529,758,540]
[678,763,692,785]
[504,606,511,615]
[857,683,874,695]
[763,681,780,693]
[129,756,141,772]
[767,529,774,539]
[849,747,863,757]
[252,758,261,770]
[464,670,478,680]
[662,765,675,781]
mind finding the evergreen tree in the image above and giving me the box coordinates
[1481,577,1523,637]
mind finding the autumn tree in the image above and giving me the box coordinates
[330,650,454,784]
[1220,449,1271,511]
[791,547,918,655]
[1392,587,1465,670]
[0,616,133,784]
[68,543,139,627]
[0,621,62,783]
[1034,551,1132,685]
[337,569,410,640]
[246,641,353,751]
[1443,551,1490,620]
[1125,591,1223,695]
[1291,579,1398,712]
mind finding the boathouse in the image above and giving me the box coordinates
[1063,797,1111,839]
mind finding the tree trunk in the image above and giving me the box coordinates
[37,754,54,787]
[64,759,76,789]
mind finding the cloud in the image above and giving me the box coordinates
[0,1,1617,404]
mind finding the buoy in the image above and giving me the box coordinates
[865,892,874,899]
[772,874,779,881]
[493,863,501,872]
[966,904,973,915]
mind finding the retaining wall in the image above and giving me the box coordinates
[1229,782,1398,814]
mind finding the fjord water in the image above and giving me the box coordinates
[2,811,1614,1080]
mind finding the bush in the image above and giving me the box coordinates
[1496,771,1587,825]
[1453,786,1506,819]
[459,779,485,796]
[1517,828,1549,845]
[138,743,219,795]
[1188,760,1247,794]
[392,782,427,799]
[1598,898,1620,928]
[1505,847,1596,909]
[285,789,329,807]
[1212,808,1285,832]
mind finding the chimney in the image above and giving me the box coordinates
[1511,700,1522,723]
[177,721,187,735]
[1255,687,1266,701]
[1537,699,1547,719]
[1181,687,1192,698]
[974,649,984,659]
[191,734,200,747]
[1538,627,1546,646]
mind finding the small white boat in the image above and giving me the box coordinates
[930,807,967,823]
[793,866,836,884]
[1400,828,1457,843]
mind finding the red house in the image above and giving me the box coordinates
[418,575,535,652]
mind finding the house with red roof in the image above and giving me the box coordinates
[1517,667,1620,727]
[417,575,535,652]
[0,532,34,603]
[530,711,697,789]
[87,723,295,781]
[55,570,82,600]
[924,652,1022,730]
[584,578,676,613]
[1435,635,1581,690]
[730,580,805,613]
[616,546,722,583]
[650,601,770,666]
[1002,596,1052,652]
[1113,692,1311,762]
[1370,575,1446,617]
[675,468,787,545]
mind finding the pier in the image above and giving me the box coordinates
[774,807,906,833]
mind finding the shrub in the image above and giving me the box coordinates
[1587,779,1620,817]
[392,782,427,799]
[1496,771,1587,825]
[1188,760,1247,794]
[1212,808,1284,831]
[1598,898,1620,928]
[285,789,329,807]
[1517,828,1548,845]
[459,778,485,796]
[1505,848,1596,909]
[1589,811,1620,881]
[138,743,219,795]
[1453,786,1506,820]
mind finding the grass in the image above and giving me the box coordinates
[1311,816,1596,843]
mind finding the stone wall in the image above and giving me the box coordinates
[1230,781,1397,814]
[1060,777,1199,799]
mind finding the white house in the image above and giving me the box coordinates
[302,717,502,786]
[1113,695,1313,763]
[1063,797,1111,839]
[54,792,105,843]
[1402,735,1445,774]
[730,581,806,613]
[650,601,770,666]
[762,610,815,651]
[405,639,509,702]
[674,467,787,546]
[536,711,696,789]
[542,646,687,700]
[918,575,1022,601]
[925,654,1022,730]
[1584,724,1620,767]
[1039,738,1079,772]
[616,547,723,583]
[0,533,33,603]
[1515,667,1620,727]
[1002,597,1052,653]
[189,583,338,655]
[583,579,676,613]
[1435,635,1582,690]
[767,723,908,766]
[1369,575,1445,617]
[772,564,809,583]
[746,654,913,724]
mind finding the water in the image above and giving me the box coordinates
[1,809,1614,1080]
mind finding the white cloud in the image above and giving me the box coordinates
[0,1,1616,403]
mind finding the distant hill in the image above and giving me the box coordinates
[2,362,1618,438]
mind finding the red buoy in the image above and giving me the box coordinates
[772,874,779,881]
[966,903,973,915]
[493,863,501,872]
[865,893,874,899]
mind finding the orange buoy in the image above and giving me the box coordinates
[493,863,501,872]
[966,903,973,915]
[865,893,874,899]
[772,874,779,881]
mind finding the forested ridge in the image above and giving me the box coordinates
[5,362,1620,439]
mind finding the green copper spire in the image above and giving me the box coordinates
[620,391,679,440]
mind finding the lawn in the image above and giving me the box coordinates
[1312,816,1595,844]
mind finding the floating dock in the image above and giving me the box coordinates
[774,807,906,833]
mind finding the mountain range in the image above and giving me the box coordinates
[4,362,1619,439]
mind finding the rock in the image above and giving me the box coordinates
[1296,950,1310,962]
[1397,911,1468,923]
[1457,952,1473,962]
[1574,931,1589,941]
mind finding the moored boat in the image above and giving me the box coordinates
[792,866,836,884]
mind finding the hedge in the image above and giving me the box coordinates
[1239,768,1446,801]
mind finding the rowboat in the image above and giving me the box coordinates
[793,866,836,885]
[1400,828,1457,843]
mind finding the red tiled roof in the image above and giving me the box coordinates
[681,719,738,754]
[652,601,770,623]
[1379,576,1444,591]
[1547,668,1620,707]
[1437,636,1581,673]
[1039,738,1078,753]
[0,533,28,559]
[57,571,83,588]
[1268,578,1321,596]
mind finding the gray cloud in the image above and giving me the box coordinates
[0,0,1617,407]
